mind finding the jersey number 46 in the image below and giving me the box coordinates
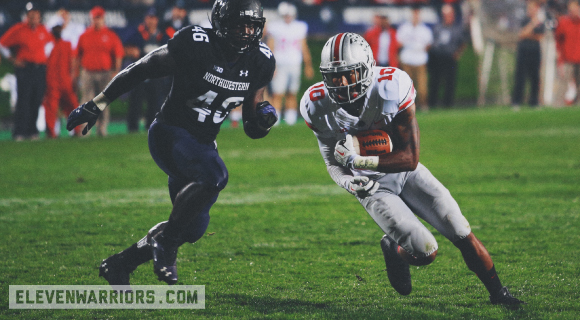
[187,90,244,124]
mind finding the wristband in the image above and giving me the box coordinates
[353,156,379,171]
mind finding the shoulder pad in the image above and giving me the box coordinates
[373,67,415,113]
[247,42,276,90]
[300,82,336,137]
[167,25,211,59]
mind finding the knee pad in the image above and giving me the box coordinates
[398,227,438,259]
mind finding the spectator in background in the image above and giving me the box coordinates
[0,2,52,141]
[163,0,190,39]
[43,17,81,138]
[74,6,124,137]
[364,13,399,68]
[511,0,544,109]
[397,5,432,111]
[47,8,85,50]
[428,4,466,108]
[555,0,580,106]
[267,1,314,126]
[124,8,170,132]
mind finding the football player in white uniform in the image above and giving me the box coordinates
[300,32,524,305]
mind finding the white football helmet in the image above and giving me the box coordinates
[320,33,376,105]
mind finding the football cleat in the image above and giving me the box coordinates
[380,235,412,296]
[490,286,526,305]
[99,253,132,287]
[149,233,179,285]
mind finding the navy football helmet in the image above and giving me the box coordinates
[211,0,266,53]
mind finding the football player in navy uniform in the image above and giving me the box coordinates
[67,0,277,286]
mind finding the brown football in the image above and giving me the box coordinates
[352,130,393,156]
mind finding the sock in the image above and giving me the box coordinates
[118,242,152,272]
[160,221,183,245]
[477,265,503,295]
[229,110,242,122]
[284,109,297,125]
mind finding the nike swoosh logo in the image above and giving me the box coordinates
[337,150,345,156]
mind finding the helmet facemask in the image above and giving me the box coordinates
[319,33,376,105]
[220,18,264,53]
[321,61,372,105]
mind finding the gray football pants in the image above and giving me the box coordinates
[358,163,471,257]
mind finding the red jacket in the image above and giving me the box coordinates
[76,26,124,71]
[0,22,53,64]
[555,15,580,64]
[46,38,74,88]
[364,26,399,68]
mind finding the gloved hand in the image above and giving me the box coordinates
[349,176,379,198]
[255,101,278,130]
[66,100,102,135]
[335,135,357,168]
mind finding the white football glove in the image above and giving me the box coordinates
[335,135,357,168]
[349,176,380,198]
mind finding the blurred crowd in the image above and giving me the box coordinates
[0,0,577,140]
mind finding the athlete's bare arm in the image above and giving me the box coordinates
[377,104,420,173]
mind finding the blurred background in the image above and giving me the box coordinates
[0,0,574,139]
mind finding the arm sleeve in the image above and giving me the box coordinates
[243,119,269,139]
[242,89,271,139]
[102,45,175,101]
[317,136,356,196]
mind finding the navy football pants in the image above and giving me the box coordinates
[148,119,229,243]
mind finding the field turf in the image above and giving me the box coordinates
[1,106,579,319]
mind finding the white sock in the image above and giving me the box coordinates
[229,109,242,122]
[284,109,297,125]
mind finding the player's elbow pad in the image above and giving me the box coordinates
[243,120,269,139]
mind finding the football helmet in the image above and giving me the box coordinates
[320,33,376,104]
[211,0,266,53]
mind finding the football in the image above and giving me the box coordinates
[352,130,393,156]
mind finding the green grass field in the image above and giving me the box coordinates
[1,106,579,319]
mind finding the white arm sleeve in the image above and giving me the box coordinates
[317,136,356,195]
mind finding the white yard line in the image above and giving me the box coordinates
[0,184,344,209]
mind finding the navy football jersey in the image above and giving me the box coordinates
[160,25,276,143]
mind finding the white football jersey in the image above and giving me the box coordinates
[300,67,416,141]
[267,20,308,66]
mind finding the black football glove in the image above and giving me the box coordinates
[66,101,102,135]
[255,101,278,130]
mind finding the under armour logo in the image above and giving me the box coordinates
[240,70,249,77]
